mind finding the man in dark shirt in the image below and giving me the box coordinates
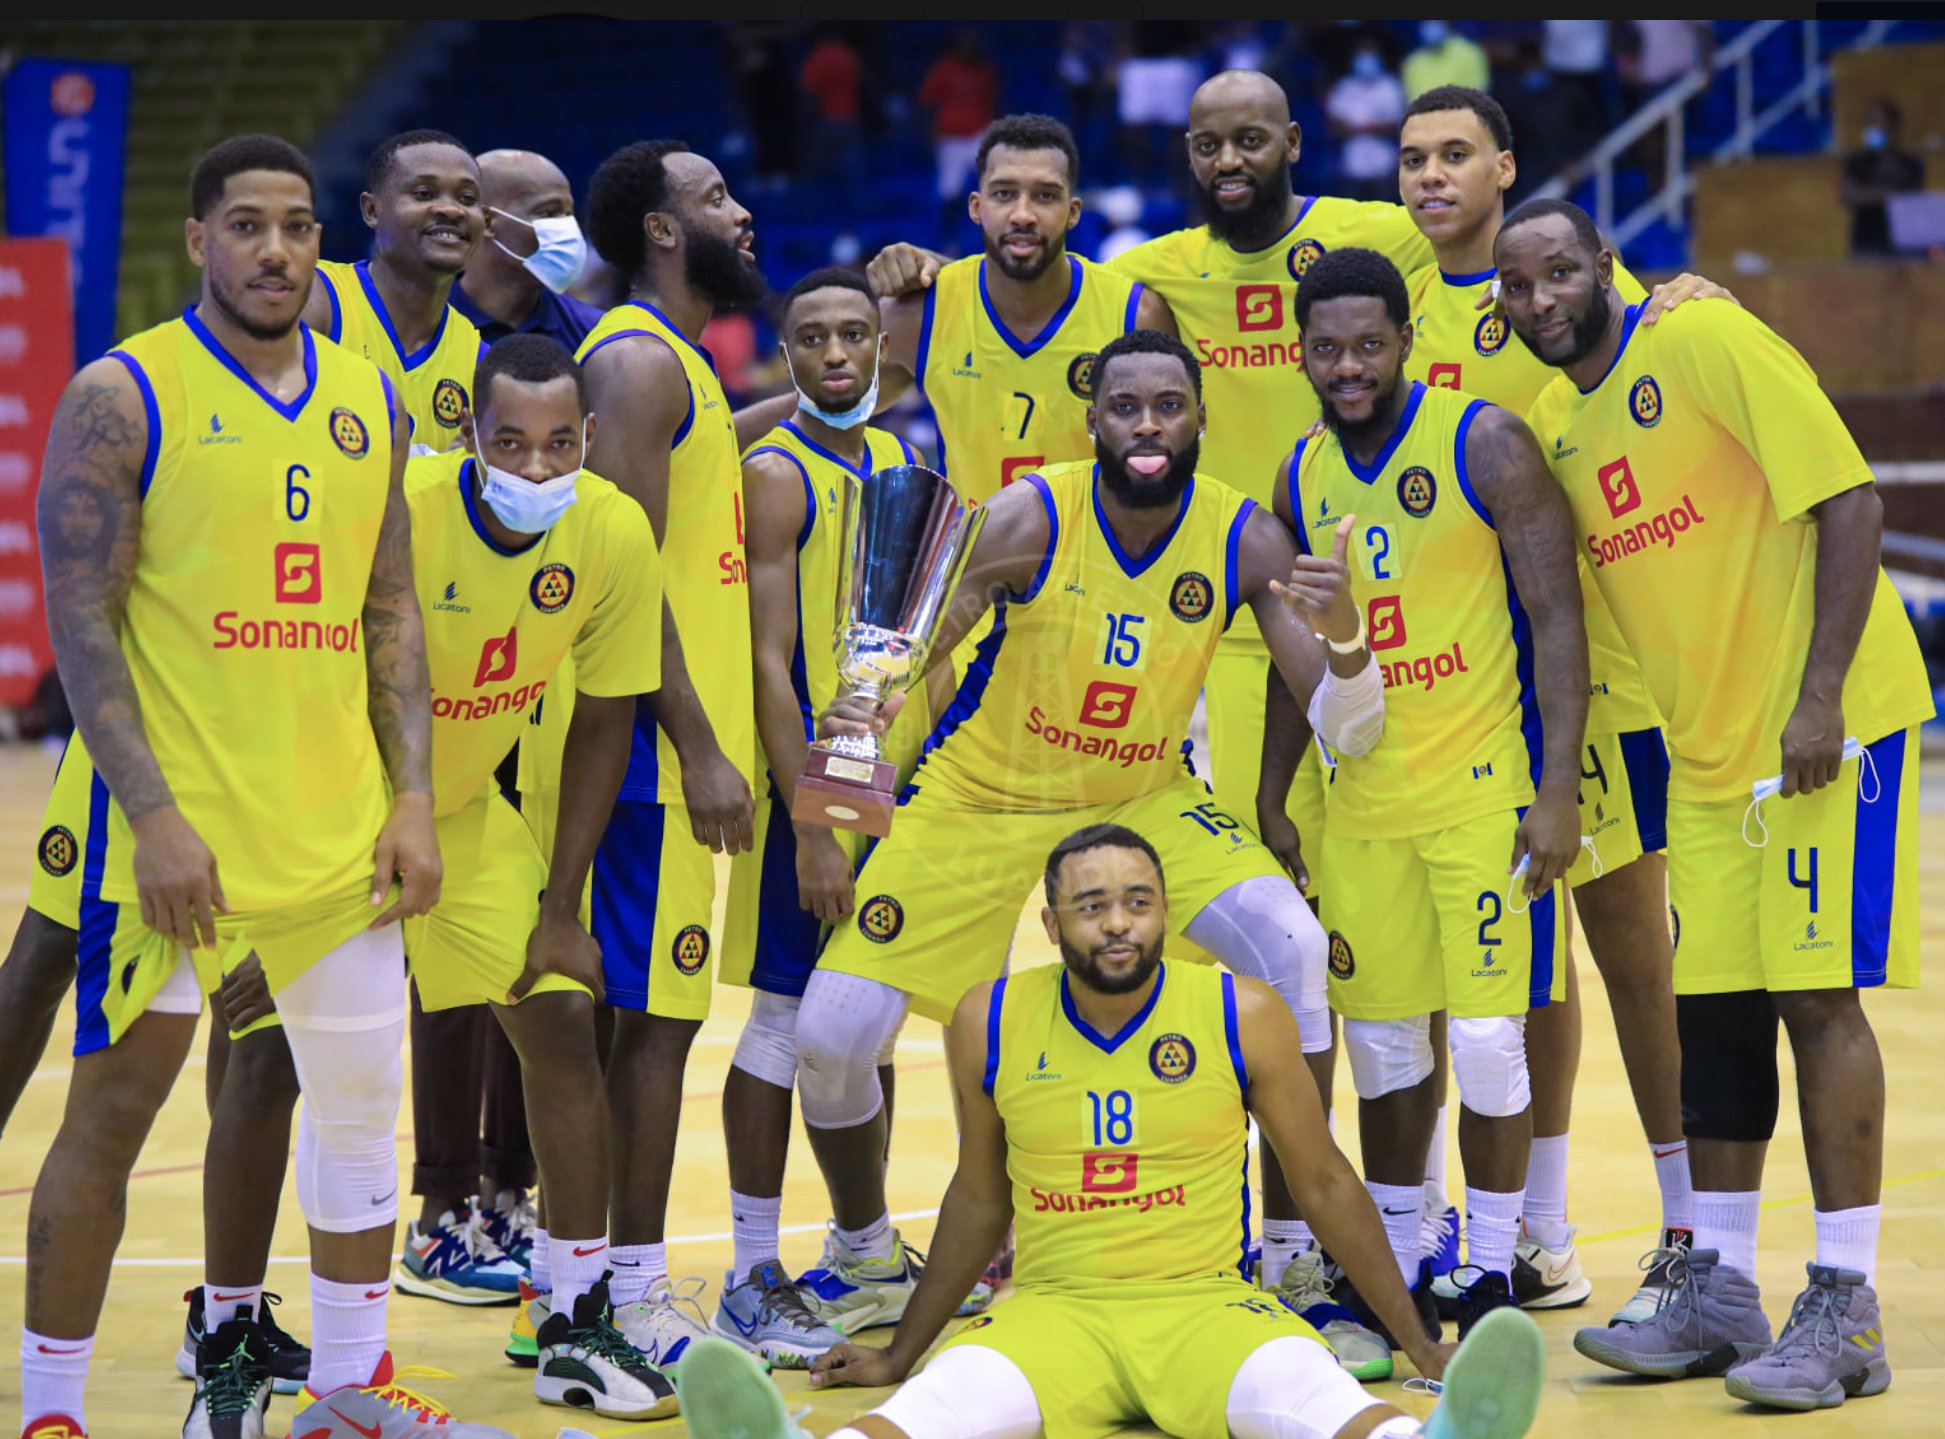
[1841,101,1926,257]
[454,148,604,349]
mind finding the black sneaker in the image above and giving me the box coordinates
[177,1288,309,1396]
[534,1276,679,1420]
[1453,1265,1520,1340]
[1336,1256,1443,1350]
[181,1316,270,1439]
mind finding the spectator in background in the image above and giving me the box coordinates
[1326,40,1407,201]
[1118,21,1203,194]
[1842,100,1927,257]
[920,28,1002,248]
[1403,21,1489,100]
[1095,183,1152,263]
[802,25,865,208]
[729,20,797,191]
[1499,38,1583,204]
[1208,21,1268,75]
[1543,19,1614,161]
[1617,20,1712,191]
[702,310,762,407]
[1058,22,1119,169]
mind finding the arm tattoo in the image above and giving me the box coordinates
[362,402,433,794]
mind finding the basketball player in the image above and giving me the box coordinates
[1274,247,1589,1338]
[714,268,925,1366]
[1500,198,1931,1410]
[18,135,476,1438]
[674,825,1547,1439]
[791,329,1398,1376]
[451,148,603,350]
[303,129,485,453]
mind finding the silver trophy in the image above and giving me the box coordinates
[793,463,985,836]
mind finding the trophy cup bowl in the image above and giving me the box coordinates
[793,464,984,836]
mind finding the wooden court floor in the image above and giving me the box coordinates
[0,741,1939,1438]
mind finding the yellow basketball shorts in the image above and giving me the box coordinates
[938,1278,1324,1439]
[27,733,89,930]
[1566,728,1670,888]
[817,775,1286,1023]
[515,783,592,928]
[1666,726,1920,995]
[590,799,719,1020]
[1201,643,1326,901]
[722,782,872,997]
[1319,806,1567,1021]
[406,789,584,1012]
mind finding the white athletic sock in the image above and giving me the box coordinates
[306,1274,387,1397]
[1814,1204,1880,1283]
[1259,1219,1307,1286]
[20,1328,91,1430]
[1465,1186,1524,1279]
[1423,1104,1450,1216]
[551,1236,607,1315]
[1693,1190,1761,1278]
[1650,1141,1694,1232]
[1522,1133,1572,1250]
[1369,1419,1422,1438]
[829,1429,870,1439]
[203,1282,262,1330]
[730,1190,784,1278]
[528,1227,552,1294]
[607,1243,665,1307]
[836,1211,897,1263]
[1367,1181,1424,1284]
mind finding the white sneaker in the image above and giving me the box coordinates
[1265,1250,1394,1383]
[796,1225,924,1333]
[1609,1226,1693,1326]
[1510,1222,1593,1309]
[613,1275,715,1370]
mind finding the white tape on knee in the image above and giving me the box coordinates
[1342,1015,1434,1100]
[795,970,907,1129]
[1448,1014,1530,1118]
[731,991,801,1089]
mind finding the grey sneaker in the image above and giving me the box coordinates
[672,1336,812,1439]
[1723,1263,1891,1410]
[1265,1250,1393,1383]
[714,1261,845,1368]
[1574,1248,1772,1378]
[1608,1227,1692,1326]
[285,1354,515,1436]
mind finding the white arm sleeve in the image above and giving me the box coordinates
[1305,657,1385,758]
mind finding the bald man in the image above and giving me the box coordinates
[453,148,604,350]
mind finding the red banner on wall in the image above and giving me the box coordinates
[0,238,73,707]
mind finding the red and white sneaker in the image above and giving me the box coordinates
[20,1417,87,1439]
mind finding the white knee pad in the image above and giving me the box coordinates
[731,991,800,1089]
[1448,1014,1530,1118]
[1225,1334,1390,1439]
[868,1343,1042,1439]
[1184,875,1331,1053]
[795,968,908,1130]
[1342,1015,1434,1100]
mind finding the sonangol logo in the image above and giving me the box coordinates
[473,627,517,687]
[530,563,574,613]
[671,924,710,975]
[859,894,904,943]
[1081,1152,1140,1193]
[1234,284,1282,333]
[1367,594,1407,651]
[274,542,322,604]
[1148,1032,1196,1083]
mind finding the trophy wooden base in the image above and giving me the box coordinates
[792,746,899,836]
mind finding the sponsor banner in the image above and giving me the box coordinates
[0,239,72,706]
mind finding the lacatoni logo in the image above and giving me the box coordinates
[1586,494,1708,569]
[1025,704,1172,769]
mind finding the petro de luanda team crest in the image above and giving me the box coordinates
[1149,1032,1196,1083]
[1629,375,1663,428]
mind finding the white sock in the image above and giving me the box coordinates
[1367,1181,1424,1284]
[528,1227,552,1294]
[203,1282,262,1329]
[1522,1133,1572,1250]
[607,1243,665,1307]
[551,1236,607,1315]
[1693,1190,1761,1278]
[836,1211,896,1263]
[830,1429,871,1439]
[1368,1419,1422,1438]
[1260,1218,1307,1285]
[1423,1104,1450,1215]
[1650,1141,1694,1232]
[1465,1186,1524,1279]
[20,1328,91,1429]
[306,1274,387,1397]
[730,1190,784,1279]
[1814,1204,1880,1283]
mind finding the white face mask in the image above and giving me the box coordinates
[472,418,586,534]
[1742,736,1878,848]
[782,346,879,430]
[491,209,588,294]
[1507,839,1601,914]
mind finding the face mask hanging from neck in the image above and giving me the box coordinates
[782,347,880,430]
[472,418,587,534]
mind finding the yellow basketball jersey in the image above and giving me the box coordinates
[919,254,1144,503]
[406,450,663,819]
[740,419,929,776]
[1404,261,1658,737]
[315,259,482,453]
[1526,300,1933,802]
[910,461,1251,810]
[97,310,393,911]
[986,960,1251,1294]
[1290,382,1537,838]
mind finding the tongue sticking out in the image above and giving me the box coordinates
[1126,454,1169,477]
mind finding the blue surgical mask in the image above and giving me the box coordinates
[1863,126,1888,151]
[1419,21,1451,48]
[491,209,588,294]
[472,420,586,534]
[1352,51,1384,78]
[783,348,880,430]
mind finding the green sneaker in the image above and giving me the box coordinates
[671,1336,812,1439]
[1424,1305,1545,1439]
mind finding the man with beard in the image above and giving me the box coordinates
[1501,199,1930,1411]
[788,329,1399,1376]
[670,826,1549,1439]
[512,137,768,1371]
[304,129,486,454]
[1272,246,1588,1343]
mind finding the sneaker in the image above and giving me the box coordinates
[1723,1263,1891,1410]
[535,1278,679,1420]
[671,1336,812,1439]
[1423,1204,1462,1280]
[613,1275,714,1371]
[1608,1227,1692,1326]
[956,1226,1015,1317]
[395,1207,525,1306]
[1510,1223,1592,1310]
[1266,1250,1393,1383]
[797,1226,924,1333]
[504,1278,550,1367]
[181,1317,269,1439]
[286,1353,514,1435]
[1452,1267,1520,1340]
[480,1190,537,1271]
[1423,1305,1545,1439]
[20,1419,87,1439]
[1573,1248,1772,1378]
[715,1261,846,1368]
[1337,1256,1443,1351]
[176,1288,309,1396]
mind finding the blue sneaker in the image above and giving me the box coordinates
[395,1207,525,1305]
[479,1191,537,1272]
[796,1226,924,1333]
[1425,1205,1462,1277]
[714,1261,845,1368]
